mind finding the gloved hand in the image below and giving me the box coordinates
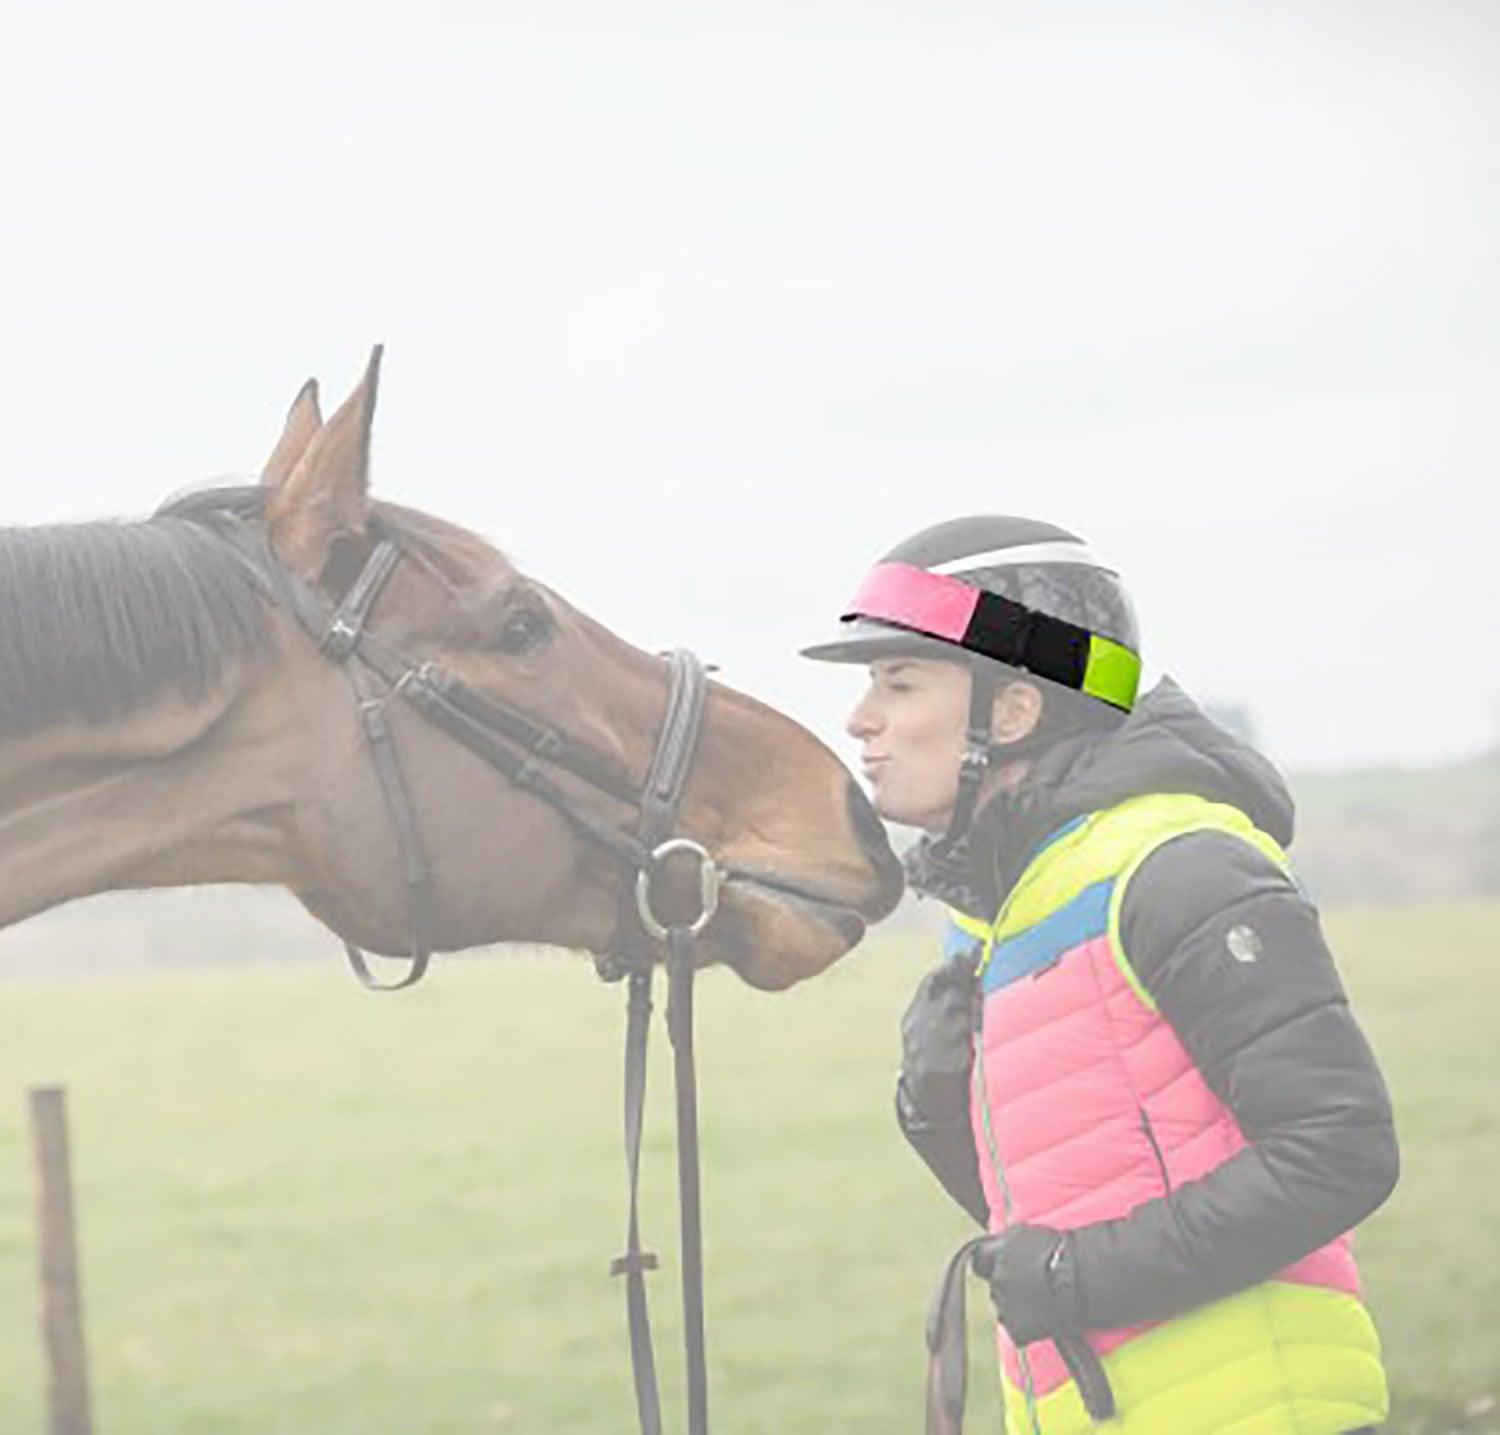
[970,1225,1084,1345]
[898,953,980,1123]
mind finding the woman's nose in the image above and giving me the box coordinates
[846,696,882,740]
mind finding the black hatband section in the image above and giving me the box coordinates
[962,591,1089,690]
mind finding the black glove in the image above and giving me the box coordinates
[898,953,979,1122]
[970,1225,1084,1345]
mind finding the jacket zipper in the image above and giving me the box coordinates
[972,1025,1044,1435]
[970,819,1101,1435]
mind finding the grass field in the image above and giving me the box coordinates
[1,901,1497,1433]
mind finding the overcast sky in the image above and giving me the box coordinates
[2,0,1495,772]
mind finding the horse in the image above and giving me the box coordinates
[0,348,903,989]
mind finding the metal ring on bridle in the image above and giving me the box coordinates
[635,838,722,941]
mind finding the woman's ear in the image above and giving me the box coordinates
[992,680,1044,744]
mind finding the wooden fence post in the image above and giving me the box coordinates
[27,1086,94,1435]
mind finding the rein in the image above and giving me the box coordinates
[160,486,717,1434]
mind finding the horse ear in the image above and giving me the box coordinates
[267,346,383,580]
[261,378,322,489]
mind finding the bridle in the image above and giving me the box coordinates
[160,486,718,1435]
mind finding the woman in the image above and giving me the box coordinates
[801,516,1397,1434]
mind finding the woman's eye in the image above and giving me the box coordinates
[497,608,552,654]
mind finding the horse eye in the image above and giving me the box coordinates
[496,607,552,655]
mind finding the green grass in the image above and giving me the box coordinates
[1,903,1497,1433]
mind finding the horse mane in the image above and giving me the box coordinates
[0,507,273,737]
[0,481,513,739]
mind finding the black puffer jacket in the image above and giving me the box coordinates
[896,676,1400,1327]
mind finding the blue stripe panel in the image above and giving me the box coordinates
[983,879,1115,995]
[1026,813,1090,866]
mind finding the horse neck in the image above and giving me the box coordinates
[0,662,306,934]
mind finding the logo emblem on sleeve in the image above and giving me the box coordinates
[1226,924,1263,964]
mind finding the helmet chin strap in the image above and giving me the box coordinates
[932,661,1098,855]
[930,662,996,859]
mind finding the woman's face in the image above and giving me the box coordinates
[844,657,971,832]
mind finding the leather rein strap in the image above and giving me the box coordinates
[159,488,717,1435]
[926,1235,1116,1432]
[608,648,713,1435]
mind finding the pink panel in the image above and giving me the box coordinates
[842,562,979,643]
[972,904,1368,1402]
[972,917,1374,1397]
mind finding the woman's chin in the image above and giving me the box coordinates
[870,792,949,834]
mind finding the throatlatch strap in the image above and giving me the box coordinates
[338,660,434,992]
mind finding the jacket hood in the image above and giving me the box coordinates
[909,675,1296,916]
